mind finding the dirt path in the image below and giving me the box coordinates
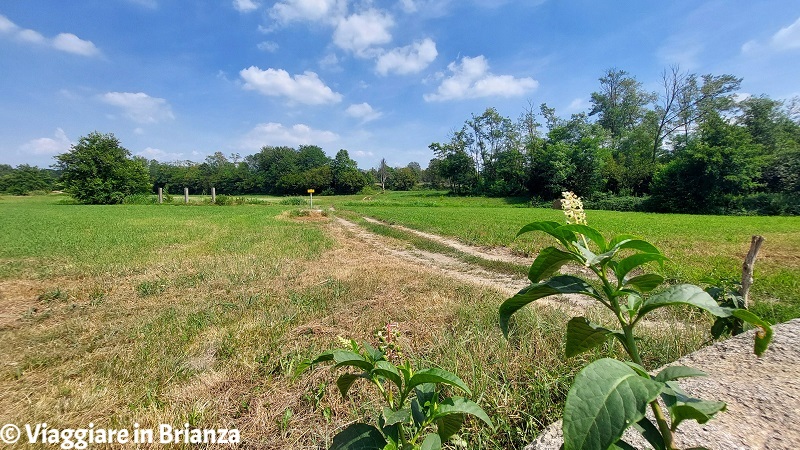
[335,217,596,312]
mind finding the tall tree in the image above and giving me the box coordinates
[651,66,741,161]
[589,68,655,139]
[55,131,150,204]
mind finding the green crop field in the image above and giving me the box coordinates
[0,192,797,448]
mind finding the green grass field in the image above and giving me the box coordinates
[0,192,796,448]
[340,193,800,324]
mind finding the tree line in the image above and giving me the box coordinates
[2,66,798,214]
[426,67,800,214]
[0,132,425,203]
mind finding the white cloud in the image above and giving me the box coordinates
[333,9,394,56]
[352,150,374,158]
[0,15,18,33]
[137,147,184,161]
[17,29,47,44]
[52,33,99,56]
[0,15,99,56]
[233,0,259,12]
[257,40,279,52]
[270,0,346,24]
[742,16,800,55]
[424,55,538,102]
[101,92,175,124]
[567,98,589,112]
[319,53,341,70]
[346,102,383,122]
[240,123,339,149]
[771,16,800,50]
[239,66,343,105]
[20,128,72,156]
[376,38,437,75]
[733,92,752,103]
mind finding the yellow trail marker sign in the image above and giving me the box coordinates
[307,189,315,193]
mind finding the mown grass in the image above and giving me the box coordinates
[339,195,800,324]
[0,193,751,448]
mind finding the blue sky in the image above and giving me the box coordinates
[1,0,799,169]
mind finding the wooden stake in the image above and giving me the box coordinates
[184,187,189,204]
[211,187,216,203]
[158,187,163,204]
[740,235,765,309]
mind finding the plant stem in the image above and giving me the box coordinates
[622,325,677,450]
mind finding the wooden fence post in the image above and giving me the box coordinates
[184,187,189,204]
[740,235,765,309]
[158,187,163,204]
[211,187,216,203]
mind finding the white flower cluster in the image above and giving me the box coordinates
[561,191,587,225]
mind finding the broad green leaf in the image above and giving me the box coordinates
[382,407,411,426]
[362,341,383,362]
[420,433,442,450]
[607,234,642,250]
[638,284,732,319]
[333,350,374,372]
[624,292,643,317]
[624,274,665,293]
[614,253,667,284]
[499,275,599,336]
[563,358,664,450]
[633,418,665,450]
[337,373,362,398]
[435,413,464,441]
[407,369,471,396]
[411,398,426,426]
[372,360,403,391]
[308,350,335,366]
[559,224,607,251]
[330,423,387,450]
[415,383,436,407]
[623,362,650,378]
[565,317,614,358]
[732,309,773,356]
[660,381,726,430]
[528,246,579,283]
[613,239,661,255]
[434,396,494,429]
[654,366,707,383]
[516,221,577,247]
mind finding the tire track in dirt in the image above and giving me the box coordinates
[334,217,596,313]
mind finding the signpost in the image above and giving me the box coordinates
[307,189,315,208]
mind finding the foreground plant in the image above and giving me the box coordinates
[303,325,493,450]
[499,192,773,450]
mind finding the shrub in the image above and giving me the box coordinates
[123,194,158,204]
[584,193,648,212]
[279,197,307,206]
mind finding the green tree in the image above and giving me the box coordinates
[650,113,763,213]
[331,149,367,194]
[1,164,55,195]
[55,131,150,204]
[388,166,418,191]
[589,68,655,139]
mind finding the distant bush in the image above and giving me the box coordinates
[730,193,800,216]
[584,193,649,212]
[357,185,379,195]
[279,197,307,206]
[123,194,158,204]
